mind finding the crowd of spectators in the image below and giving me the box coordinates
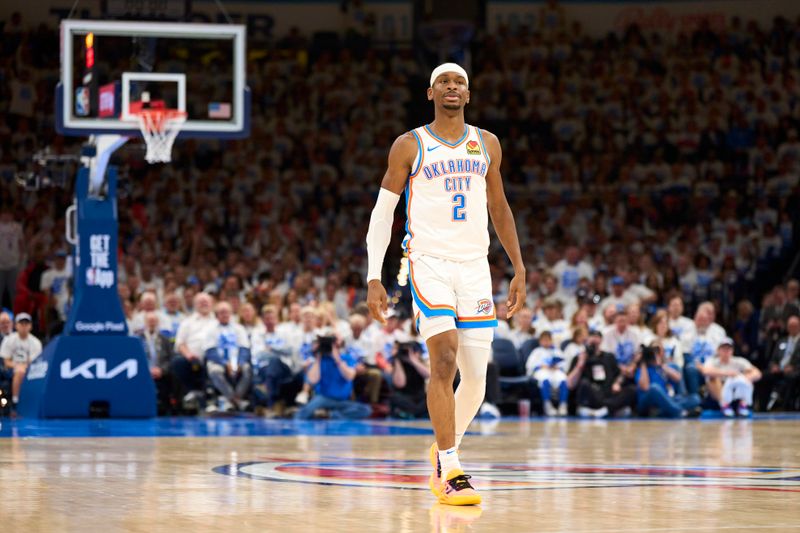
[0,8,799,417]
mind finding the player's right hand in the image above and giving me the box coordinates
[367,279,388,325]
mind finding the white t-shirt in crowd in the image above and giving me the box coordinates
[706,356,754,380]
[526,345,567,375]
[204,322,250,365]
[552,259,594,297]
[561,341,586,371]
[669,316,695,340]
[276,321,303,356]
[681,326,726,365]
[535,318,570,347]
[346,326,382,365]
[175,313,218,359]
[600,325,642,365]
[660,336,685,368]
[0,332,43,364]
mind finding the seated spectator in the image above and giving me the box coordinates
[238,302,264,345]
[294,333,372,420]
[294,306,324,404]
[649,309,684,372]
[552,246,594,299]
[389,340,430,418]
[600,307,642,379]
[568,306,591,340]
[130,291,166,336]
[702,337,762,417]
[0,313,42,406]
[627,302,649,342]
[507,307,536,349]
[667,295,695,339]
[757,315,800,411]
[348,313,385,405]
[562,326,588,371]
[681,305,726,395]
[526,331,568,416]
[276,302,303,350]
[535,299,569,347]
[0,312,12,340]
[251,304,303,412]
[696,301,727,339]
[160,291,185,343]
[567,329,636,417]
[635,341,700,418]
[138,311,175,414]
[173,292,217,410]
[204,301,252,412]
[576,289,604,331]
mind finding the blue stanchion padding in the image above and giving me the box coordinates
[18,335,156,418]
[65,163,128,336]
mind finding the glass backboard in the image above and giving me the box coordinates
[57,20,249,138]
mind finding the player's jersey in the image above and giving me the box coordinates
[403,124,491,262]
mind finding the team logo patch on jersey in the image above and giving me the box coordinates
[466,140,481,155]
[476,299,493,315]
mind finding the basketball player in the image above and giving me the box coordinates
[366,63,526,505]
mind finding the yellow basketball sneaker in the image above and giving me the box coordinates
[438,468,481,506]
[429,442,442,498]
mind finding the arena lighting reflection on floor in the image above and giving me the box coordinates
[1,413,799,439]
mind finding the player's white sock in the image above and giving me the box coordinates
[438,446,462,480]
[454,337,491,449]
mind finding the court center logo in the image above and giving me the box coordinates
[213,458,800,492]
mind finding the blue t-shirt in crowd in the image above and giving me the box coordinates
[313,349,359,401]
[635,365,671,403]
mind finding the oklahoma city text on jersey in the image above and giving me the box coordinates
[405,125,491,262]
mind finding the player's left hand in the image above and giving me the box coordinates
[506,273,526,318]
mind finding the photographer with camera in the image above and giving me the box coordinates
[568,329,636,418]
[294,331,372,420]
[635,340,701,418]
[389,340,431,419]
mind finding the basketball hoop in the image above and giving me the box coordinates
[130,108,187,164]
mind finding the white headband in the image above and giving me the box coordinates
[430,63,469,88]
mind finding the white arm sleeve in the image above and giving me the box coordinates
[366,187,401,282]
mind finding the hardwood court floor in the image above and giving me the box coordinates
[2,416,800,532]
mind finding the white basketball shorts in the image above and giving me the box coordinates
[408,252,498,340]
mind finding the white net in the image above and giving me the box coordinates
[133,110,187,164]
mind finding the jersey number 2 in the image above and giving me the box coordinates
[452,194,466,221]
